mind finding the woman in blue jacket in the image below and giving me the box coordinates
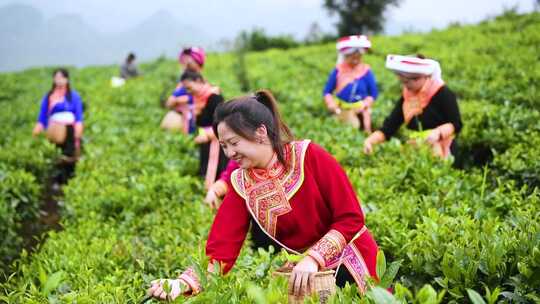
[323,35,378,133]
[32,68,84,181]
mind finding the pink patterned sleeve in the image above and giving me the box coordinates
[218,160,240,183]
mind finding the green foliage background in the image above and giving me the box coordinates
[1,11,539,304]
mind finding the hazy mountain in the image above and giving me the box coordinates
[0,3,43,35]
[0,4,209,72]
[113,9,209,60]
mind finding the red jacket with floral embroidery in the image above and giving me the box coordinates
[195,140,378,292]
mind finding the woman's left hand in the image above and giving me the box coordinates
[426,128,441,144]
[204,188,220,209]
[357,97,373,112]
[32,124,43,137]
[194,133,209,144]
[289,255,319,297]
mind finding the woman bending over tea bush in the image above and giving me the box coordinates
[32,68,84,182]
[148,90,380,300]
[363,54,462,159]
[161,47,206,134]
[323,35,378,133]
[180,71,229,188]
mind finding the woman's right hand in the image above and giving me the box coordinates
[32,123,43,137]
[204,188,219,209]
[363,131,385,154]
[324,95,340,114]
[204,180,227,209]
[166,96,190,109]
[363,138,373,154]
[165,96,177,109]
[289,255,319,297]
[194,132,209,144]
[328,104,341,115]
[147,278,189,301]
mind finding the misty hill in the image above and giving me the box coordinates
[0,4,209,72]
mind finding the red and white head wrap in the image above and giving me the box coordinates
[336,35,371,63]
[385,54,442,82]
[179,46,206,67]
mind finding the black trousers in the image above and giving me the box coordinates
[58,125,76,157]
[199,143,229,181]
[249,221,356,287]
[54,125,78,184]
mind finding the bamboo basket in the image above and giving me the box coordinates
[273,266,336,304]
[160,110,185,132]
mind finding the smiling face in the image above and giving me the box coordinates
[217,122,273,169]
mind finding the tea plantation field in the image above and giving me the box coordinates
[1,11,539,303]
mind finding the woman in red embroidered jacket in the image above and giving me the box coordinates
[148,90,379,300]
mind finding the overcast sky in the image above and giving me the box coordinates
[0,0,536,38]
[0,0,536,71]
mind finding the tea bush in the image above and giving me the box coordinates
[1,12,539,304]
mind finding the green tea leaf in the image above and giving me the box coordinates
[467,289,487,304]
[376,250,387,279]
[42,271,64,296]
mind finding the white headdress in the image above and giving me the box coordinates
[336,35,371,64]
[385,54,442,82]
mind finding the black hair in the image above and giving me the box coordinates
[126,53,136,63]
[47,68,72,102]
[180,70,204,82]
[212,89,293,165]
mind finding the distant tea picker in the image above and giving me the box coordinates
[179,70,229,189]
[363,54,462,159]
[323,35,378,133]
[160,47,206,134]
[120,52,140,80]
[111,52,141,87]
[32,68,84,182]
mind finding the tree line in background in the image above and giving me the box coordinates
[235,0,402,52]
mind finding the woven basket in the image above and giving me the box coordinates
[273,266,336,304]
[46,122,67,144]
[160,110,185,132]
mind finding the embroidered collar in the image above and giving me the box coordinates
[249,149,287,181]
[230,140,311,237]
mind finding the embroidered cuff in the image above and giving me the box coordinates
[307,229,347,269]
[178,267,202,295]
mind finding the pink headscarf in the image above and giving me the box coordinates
[179,47,206,67]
